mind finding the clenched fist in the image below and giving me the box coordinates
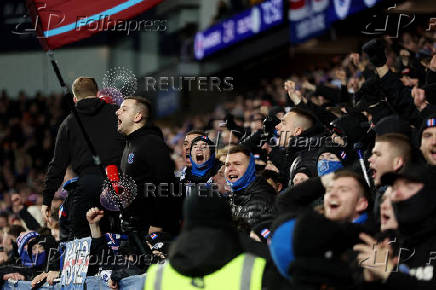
[86,207,104,224]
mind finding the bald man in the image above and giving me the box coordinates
[276,110,315,147]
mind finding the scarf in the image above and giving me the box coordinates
[227,154,256,192]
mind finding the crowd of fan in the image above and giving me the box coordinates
[0,25,435,289]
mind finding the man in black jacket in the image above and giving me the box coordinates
[224,145,276,233]
[116,96,179,235]
[41,77,124,238]
[355,163,436,289]
[275,104,327,187]
[361,39,423,127]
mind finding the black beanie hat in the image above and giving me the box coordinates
[418,113,436,144]
[374,115,411,138]
[190,135,215,156]
[183,188,233,231]
[362,39,387,67]
[317,145,346,163]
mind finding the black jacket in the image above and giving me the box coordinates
[120,123,179,232]
[287,123,327,187]
[378,70,422,128]
[231,177,276,232]
[379,214,436,289]
[43,98,124,206]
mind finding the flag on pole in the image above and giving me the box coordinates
[26,0,163,50]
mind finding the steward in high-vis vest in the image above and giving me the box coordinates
[144,189,266,290]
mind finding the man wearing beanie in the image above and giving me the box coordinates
[144,189,267,290]
[420,114,436,166]
[354,163,436,288]
[224,145,276,233]
[178,130,206,176]
[179,135,221,194]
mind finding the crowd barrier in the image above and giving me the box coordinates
[2,274,146,290]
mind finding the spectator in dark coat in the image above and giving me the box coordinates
[116,96,180,235]
[41,77,124,238]
[224,145,276,233]
[355,163,436,288]
[275,106,327,189]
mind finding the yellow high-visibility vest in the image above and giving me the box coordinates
[145,253,266,290]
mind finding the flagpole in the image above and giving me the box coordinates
[46,50,104,174]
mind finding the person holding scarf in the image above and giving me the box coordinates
[224,145,276,233]
[180,135,221,196]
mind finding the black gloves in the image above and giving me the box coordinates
[362,39,387,67]
[263,114,280,135]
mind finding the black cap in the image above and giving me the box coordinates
[381,163,432,186]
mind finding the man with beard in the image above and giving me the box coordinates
[116,96,179,235]
[355,163,436,288]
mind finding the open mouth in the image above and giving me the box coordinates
[381,213,391,225]
[185,154,190,161]
[430,149,436,159]
[117,118,122,127]
[371,169,376,179]
[228,174,239,182]
[328,200,340,211]
[195,153,204,162]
